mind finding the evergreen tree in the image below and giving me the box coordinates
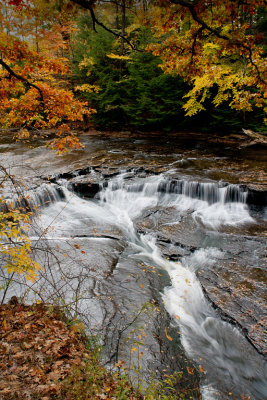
[71,13,265,133]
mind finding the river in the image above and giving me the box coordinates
[1,131,266,399]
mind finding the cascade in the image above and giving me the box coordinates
[4,183,66,211]
[99,177,248,205]
[97,174,253,229]
[26,183,66,209]
[23,172,267,399]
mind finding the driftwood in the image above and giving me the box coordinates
[240,128,267,147]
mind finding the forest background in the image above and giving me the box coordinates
[0,0,266,154]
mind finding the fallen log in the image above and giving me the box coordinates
[240,129,267,147]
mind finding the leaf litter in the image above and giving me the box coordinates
[0,300,140,399]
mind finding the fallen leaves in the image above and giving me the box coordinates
[130,347,138,353]
[0,302,141,400]
[186,367,195,375]
[0,302,86,399]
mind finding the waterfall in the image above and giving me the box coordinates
[158,179,248,204]
[97,175,253,229]
[29,172,266,399]
[98,175,266,399]
[4,183,66,211]
[25,183,66,209]
[99,177,248,204]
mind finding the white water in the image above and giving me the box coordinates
[3,182,65,211]
[31,173,266,399]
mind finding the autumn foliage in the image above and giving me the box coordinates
[0,199,40,283]
[0,302,85,398]
[147,0,266,120]
[1,0,266,137]
[0,0,94,153]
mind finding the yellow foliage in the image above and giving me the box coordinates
[75,84,101,93]
[78,57,95,75]
[146,0,267,120]
[16,128,30,140]
[125,23,141,35]
[0,1,96,153]
[0,198,41,283]
[79,57,95,68]
[106,53,131,61]
[203,42,221,55]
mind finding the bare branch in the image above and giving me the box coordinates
[70,0,139,51]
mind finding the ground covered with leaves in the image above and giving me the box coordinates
[0,301,141,400]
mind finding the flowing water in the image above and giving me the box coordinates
[1,132,266,399]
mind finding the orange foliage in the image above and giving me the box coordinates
[0,0,95,153]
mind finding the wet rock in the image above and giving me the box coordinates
[69,181,100,198]
[48,166,99,181]
[247,186,267,207]
[197,255,267,356]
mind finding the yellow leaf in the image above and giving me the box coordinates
[3,319,8,330]
[131,347,137,353]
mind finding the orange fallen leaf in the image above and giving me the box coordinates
[164,328,173,341]
[199,365,205,373]
[0,388,12,395]
[186,366,195,375]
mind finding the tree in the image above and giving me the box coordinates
[146,0,266,125]
[67,0,266,131]
[1,0,266,137]
[0,0,95,153]
[0,0,94,301]
[71,5,194,131]
[70,0,264,132]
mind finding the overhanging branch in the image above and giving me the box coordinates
[0,58,44,102]
[169,0,266,84]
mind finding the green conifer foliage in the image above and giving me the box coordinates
[71,15,264,133]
